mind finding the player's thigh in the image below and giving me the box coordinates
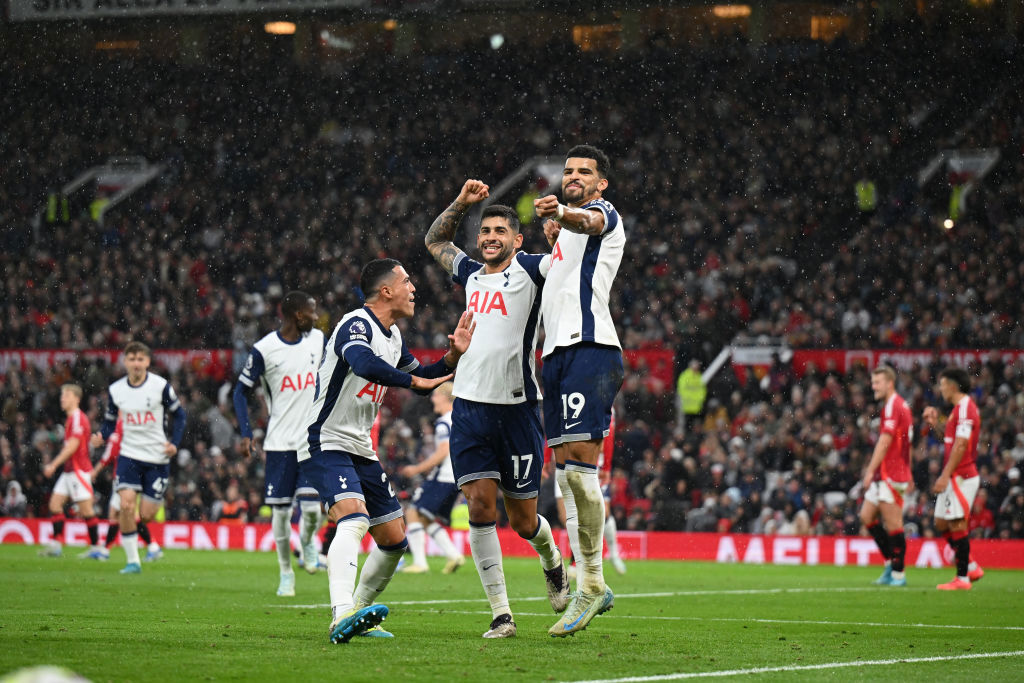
[48,489,68,513]
[138,463,170,507]
[264,450,300,505]
[413,480,460,524]
[350,456,403,528]
[368,517,407,548]
[451,399,503,490]
[491,402,545,496]
[504,496,539,535]
[934,475,979,522]
[543,345,622,447]
[879,501,904,530]
[460,478,499,521]
[68,470,94,505]
[314,451,368,515]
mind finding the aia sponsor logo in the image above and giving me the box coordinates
[279,373,316,392]
[356,382,387,404]
[467,290,508,316]
[125,411,157,426]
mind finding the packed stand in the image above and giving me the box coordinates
[2,31,1019,358]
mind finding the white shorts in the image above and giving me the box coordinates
[110,491,122,513]
[553,477,611,501]
[53,470,94,503]
[934,475,980,521]
[864,480,909,507]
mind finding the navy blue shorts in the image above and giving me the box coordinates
[411,479,461,524]
[306,451,402,527]
[264,450,319,505]
[115,456,171,503]
[542,344,623,447]
[450,398,545,499]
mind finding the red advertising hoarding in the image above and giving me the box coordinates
[5,519,1023,570]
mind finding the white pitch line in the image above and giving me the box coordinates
[562,650,1024,683]
[269,586,880,609]
[400,609,1024,633]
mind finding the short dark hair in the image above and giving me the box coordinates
[281,290,313,319]
[124,341,151,358]
[481,204,520,234]
[360,258,403,302]
[939,366,971,394]
[566,144,611,179]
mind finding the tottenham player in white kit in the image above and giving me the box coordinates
[90,342,187,574]
[398,381,465,574]
[305,259,474,643]
[425,179,570,639]
[535,145,624,636]
[233,291,325,597]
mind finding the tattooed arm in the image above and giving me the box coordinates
[425,178,490,275]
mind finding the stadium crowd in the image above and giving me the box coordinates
[1,28,1023,540]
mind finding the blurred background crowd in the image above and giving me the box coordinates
[1,20,1023,539]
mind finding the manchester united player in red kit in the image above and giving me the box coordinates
[859,366,913,586]
[39,384,100,558]
[923,366,985,590]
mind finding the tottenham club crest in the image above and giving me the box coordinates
[338,475,348,490]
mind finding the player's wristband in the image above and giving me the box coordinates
[555,204,564,221]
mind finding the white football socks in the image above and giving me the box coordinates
[299,500,322,551]
[271,505,293,573]
[469,522,510,619]
[328,514,369,620]
[526,514,561,571]
[427,521,460,560]
[565,461,606,594]
[556,467,582,564]
[122,531,140,566]
[353,541,406,609]
[407,521,428,567]
[604,514,620,560]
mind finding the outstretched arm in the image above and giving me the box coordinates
[425,179,489,274]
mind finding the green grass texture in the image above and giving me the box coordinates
[1,545,1022,682]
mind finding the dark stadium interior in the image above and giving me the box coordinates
[1,4,1023,540]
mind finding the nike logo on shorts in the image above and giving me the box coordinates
[564,421,582,430]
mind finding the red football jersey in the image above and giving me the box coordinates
[944,395,980,479]
[64,408,92,473]
[98,418,124,470]
[878,393,913,483]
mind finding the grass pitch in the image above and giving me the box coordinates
[1,545,1022,682]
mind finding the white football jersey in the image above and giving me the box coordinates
[104,372,181,465]
[426,410,455,484]
[451,251,549,404]
[238,329,325,451]
[304,307,420,462]
[541,197,624,357]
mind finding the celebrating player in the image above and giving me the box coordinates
[858,366,913,586]
[534,144,624,636]
[923,366,985,590]
[398,381,465,575]
[90,342,186,574]
[39,384,100,558]
[233,291,326,597]
[425,179,570,639]
[305,258,474,643]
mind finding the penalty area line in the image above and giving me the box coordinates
[562,650,1024,683]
